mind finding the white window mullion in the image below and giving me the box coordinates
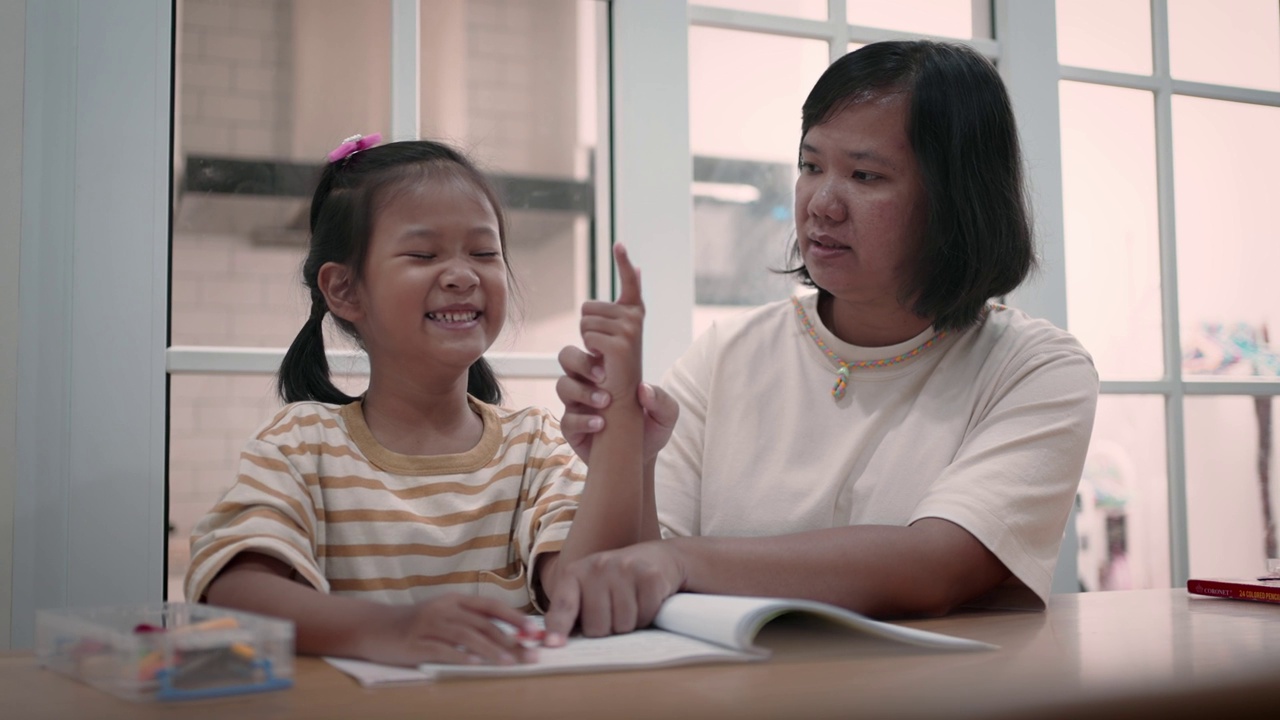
[687,5,833,40]
[828,0,848,61]
[1151,0,1190,587]
[1061,64,1280,107]
[611,0,693,382]
[995,0,1067,330]
[389,0,421,141]
[994,0,1075,593]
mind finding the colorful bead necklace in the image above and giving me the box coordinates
[791,295,948,400]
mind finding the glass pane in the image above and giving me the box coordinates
[694,0,826,21]
[1173,97,1280,378]
[1076,395,1169,591]
[1186,395,1279,578]
[1168,0,1280,91]
[173,0,606,356]
[848,0,976,40]
[1059,82,1162,380]
[432,0,604,355]
[1056,0,1152,75]
[688,27,829,323]
[175,0,380,347]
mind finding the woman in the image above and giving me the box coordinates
[544,40,1098,642]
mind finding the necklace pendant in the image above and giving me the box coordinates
[831,366,850,400]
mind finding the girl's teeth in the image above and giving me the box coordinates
[431,312,477,322]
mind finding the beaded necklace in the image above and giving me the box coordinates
[790,295,948,400]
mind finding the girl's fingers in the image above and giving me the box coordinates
[450,626,518,666]
[465,596,535,630]
[558,345,604,384]
[580,316,640,337]
[422,641,484,666]
[613,244,643,307]
[560,411,606,439]
[556,375,609,411]
[580,300,642,320]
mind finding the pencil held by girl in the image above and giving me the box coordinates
[184,136,653,667]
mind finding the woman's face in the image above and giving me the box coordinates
[794,94,927,310]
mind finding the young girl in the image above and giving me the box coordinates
[185,136,652,667]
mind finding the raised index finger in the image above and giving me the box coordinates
[613,243,643,308]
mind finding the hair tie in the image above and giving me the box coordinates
[326,133,382,163]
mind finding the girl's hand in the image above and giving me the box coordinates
[557,249,677,462]
[360,594,539,667]
[578,244,645,405]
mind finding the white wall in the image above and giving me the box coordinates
[0,0,27,650]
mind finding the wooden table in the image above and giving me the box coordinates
[4,589,1277,719]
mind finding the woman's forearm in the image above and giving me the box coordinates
[669,519,1011,618]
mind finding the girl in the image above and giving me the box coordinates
[185,136,652,667]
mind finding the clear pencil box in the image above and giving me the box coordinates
[36,603,294,702]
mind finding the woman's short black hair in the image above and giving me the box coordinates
[786,40,1035,331]
[277,139,509,406]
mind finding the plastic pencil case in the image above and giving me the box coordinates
[36,602,294,702]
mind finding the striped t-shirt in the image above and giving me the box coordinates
[184,398,585,612]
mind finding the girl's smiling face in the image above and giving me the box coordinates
[349,174,508,383]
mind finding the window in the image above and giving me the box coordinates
[1059,0,1280,589]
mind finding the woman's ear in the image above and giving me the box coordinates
[317,262,363,324]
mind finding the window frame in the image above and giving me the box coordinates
[1059,0,1280,586]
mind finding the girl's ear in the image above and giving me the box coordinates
[317,262,363,324]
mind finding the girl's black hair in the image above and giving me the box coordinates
[786,40,1035,332]
[277,139,509,406]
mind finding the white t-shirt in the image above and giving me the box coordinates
[656,288,1099,607]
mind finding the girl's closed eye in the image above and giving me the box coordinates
[852,171,881,182]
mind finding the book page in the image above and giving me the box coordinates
[419,629,757,680]
[655,593,997,652]
[325,630,757,686]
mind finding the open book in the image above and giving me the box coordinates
[326,593,996,686]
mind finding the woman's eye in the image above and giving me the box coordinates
[798,161,819,173]
[473,251,501,259]
[852,171,880,181]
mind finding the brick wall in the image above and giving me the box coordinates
[179,0,292,158]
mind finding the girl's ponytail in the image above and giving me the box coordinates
[276,298,358,405]
[467,358,503,406]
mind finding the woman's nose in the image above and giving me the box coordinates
[807,181,846,222]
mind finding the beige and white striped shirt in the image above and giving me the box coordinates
[185,398,584,612]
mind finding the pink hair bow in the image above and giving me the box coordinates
[326,133,382,163]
